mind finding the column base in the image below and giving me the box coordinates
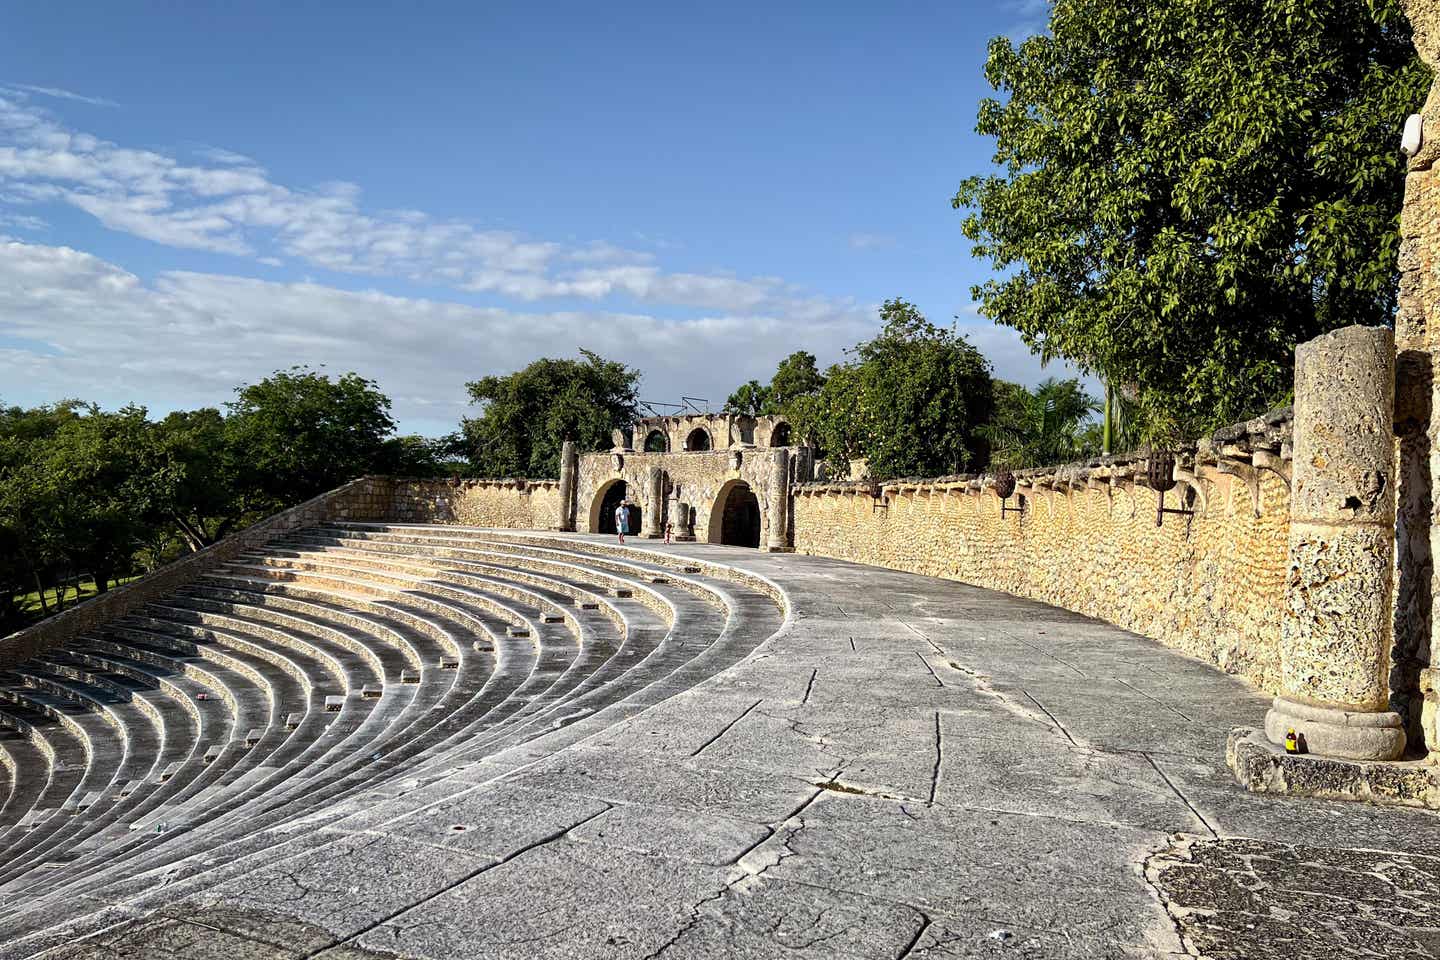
[1264,697,1406,761]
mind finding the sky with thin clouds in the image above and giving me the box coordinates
[1,1,1069,437]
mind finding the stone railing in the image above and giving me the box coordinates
[792,408,1295,693]
[0,477,391,670]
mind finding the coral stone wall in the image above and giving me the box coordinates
[794,438,1293,693]
[382,478,563,529]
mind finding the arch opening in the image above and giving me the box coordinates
[686,428,712,451]
[770,422,792,447]
[644,430,669,453]
[710,480,761,548]
[593,480,641,534]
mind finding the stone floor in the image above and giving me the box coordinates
[13,537,1440,959]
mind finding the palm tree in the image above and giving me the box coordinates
[980,378,1102,469]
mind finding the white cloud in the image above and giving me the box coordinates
[0,212,46,231]
[193,146,258,166]
[0,94,854,318]
[0,238,1076,434]
[848,232,896,251]
[5,84,118,108]
[1001,0,1051,40]
[0,239,875,432]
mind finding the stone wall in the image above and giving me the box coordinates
[1398,0,1440,756]
[793,410,1295,693]
[381,478,563,529]
[576,448,788,543]
[0,477,391,670]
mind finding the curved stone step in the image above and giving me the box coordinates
[0,529,790,941]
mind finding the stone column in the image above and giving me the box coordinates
[643,466,664,538]
[766,449,791,552]
[556,440,578,532]
[1264,325,1405,760]
[670,499,695,541]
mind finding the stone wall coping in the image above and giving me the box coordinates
[796,407,1295,495]
[385,476,562,491]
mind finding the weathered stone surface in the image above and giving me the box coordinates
[1289,326,1395,525]
[1281,524,1397,711]
[1265,325,1404,759]
[1149,834,1440,960]
[7,536,1440,960]
[1230,727,1440,806]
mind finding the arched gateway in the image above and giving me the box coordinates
[709,479,761,547]
[592,480,640,534]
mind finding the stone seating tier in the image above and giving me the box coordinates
[0,526,781,941]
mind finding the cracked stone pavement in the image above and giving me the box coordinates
[21,542,1440,959]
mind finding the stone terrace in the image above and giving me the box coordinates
[1,530,1438,958]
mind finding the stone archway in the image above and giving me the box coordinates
[708,479,761,548]
[644,430,669,453]
[770,422,791,447]
[592,479,639,534]
[686,428,712,451]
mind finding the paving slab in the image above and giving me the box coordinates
[351,840,725,960]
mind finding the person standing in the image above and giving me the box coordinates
[615,501,629,544]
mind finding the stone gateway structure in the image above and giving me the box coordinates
[567,414,813,550]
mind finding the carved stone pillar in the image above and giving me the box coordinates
[1264,325,1405,760]
[556,440,578,532]
[670,499,695,541]
[766,449,790,552]
[643,466,664,538]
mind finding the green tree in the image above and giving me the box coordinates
[151,407,244,551]
[225,367,397,509]
[796,299,995,477]
[981,378,1102,468]
[462,351,639,477]
[766,351,826,414]
[724,380,771,417]
[0,403,165,603]
[954,0,1428,426]
[724,351,827,428]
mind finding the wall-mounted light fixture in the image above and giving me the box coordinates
[995,470,1024,523]
[1147,450,1194,527]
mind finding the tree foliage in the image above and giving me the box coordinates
[462,351,639,478]
[724,380,771,417]
[225,367,396,508]
[980,378,1101,468]
[791,300,995,477]
[726,350,830,422]
[0,369,411,632]
[954,0,1428,426]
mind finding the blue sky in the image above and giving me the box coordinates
[0,0,1064,436]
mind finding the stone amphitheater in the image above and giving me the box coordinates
[2,509,1440,959]
[12,7,1440,945]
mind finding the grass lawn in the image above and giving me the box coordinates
[16,576,141,617]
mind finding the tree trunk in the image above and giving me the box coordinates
[31,570,49,616]
[1103,382,1113,456]
[172,513,206,553]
